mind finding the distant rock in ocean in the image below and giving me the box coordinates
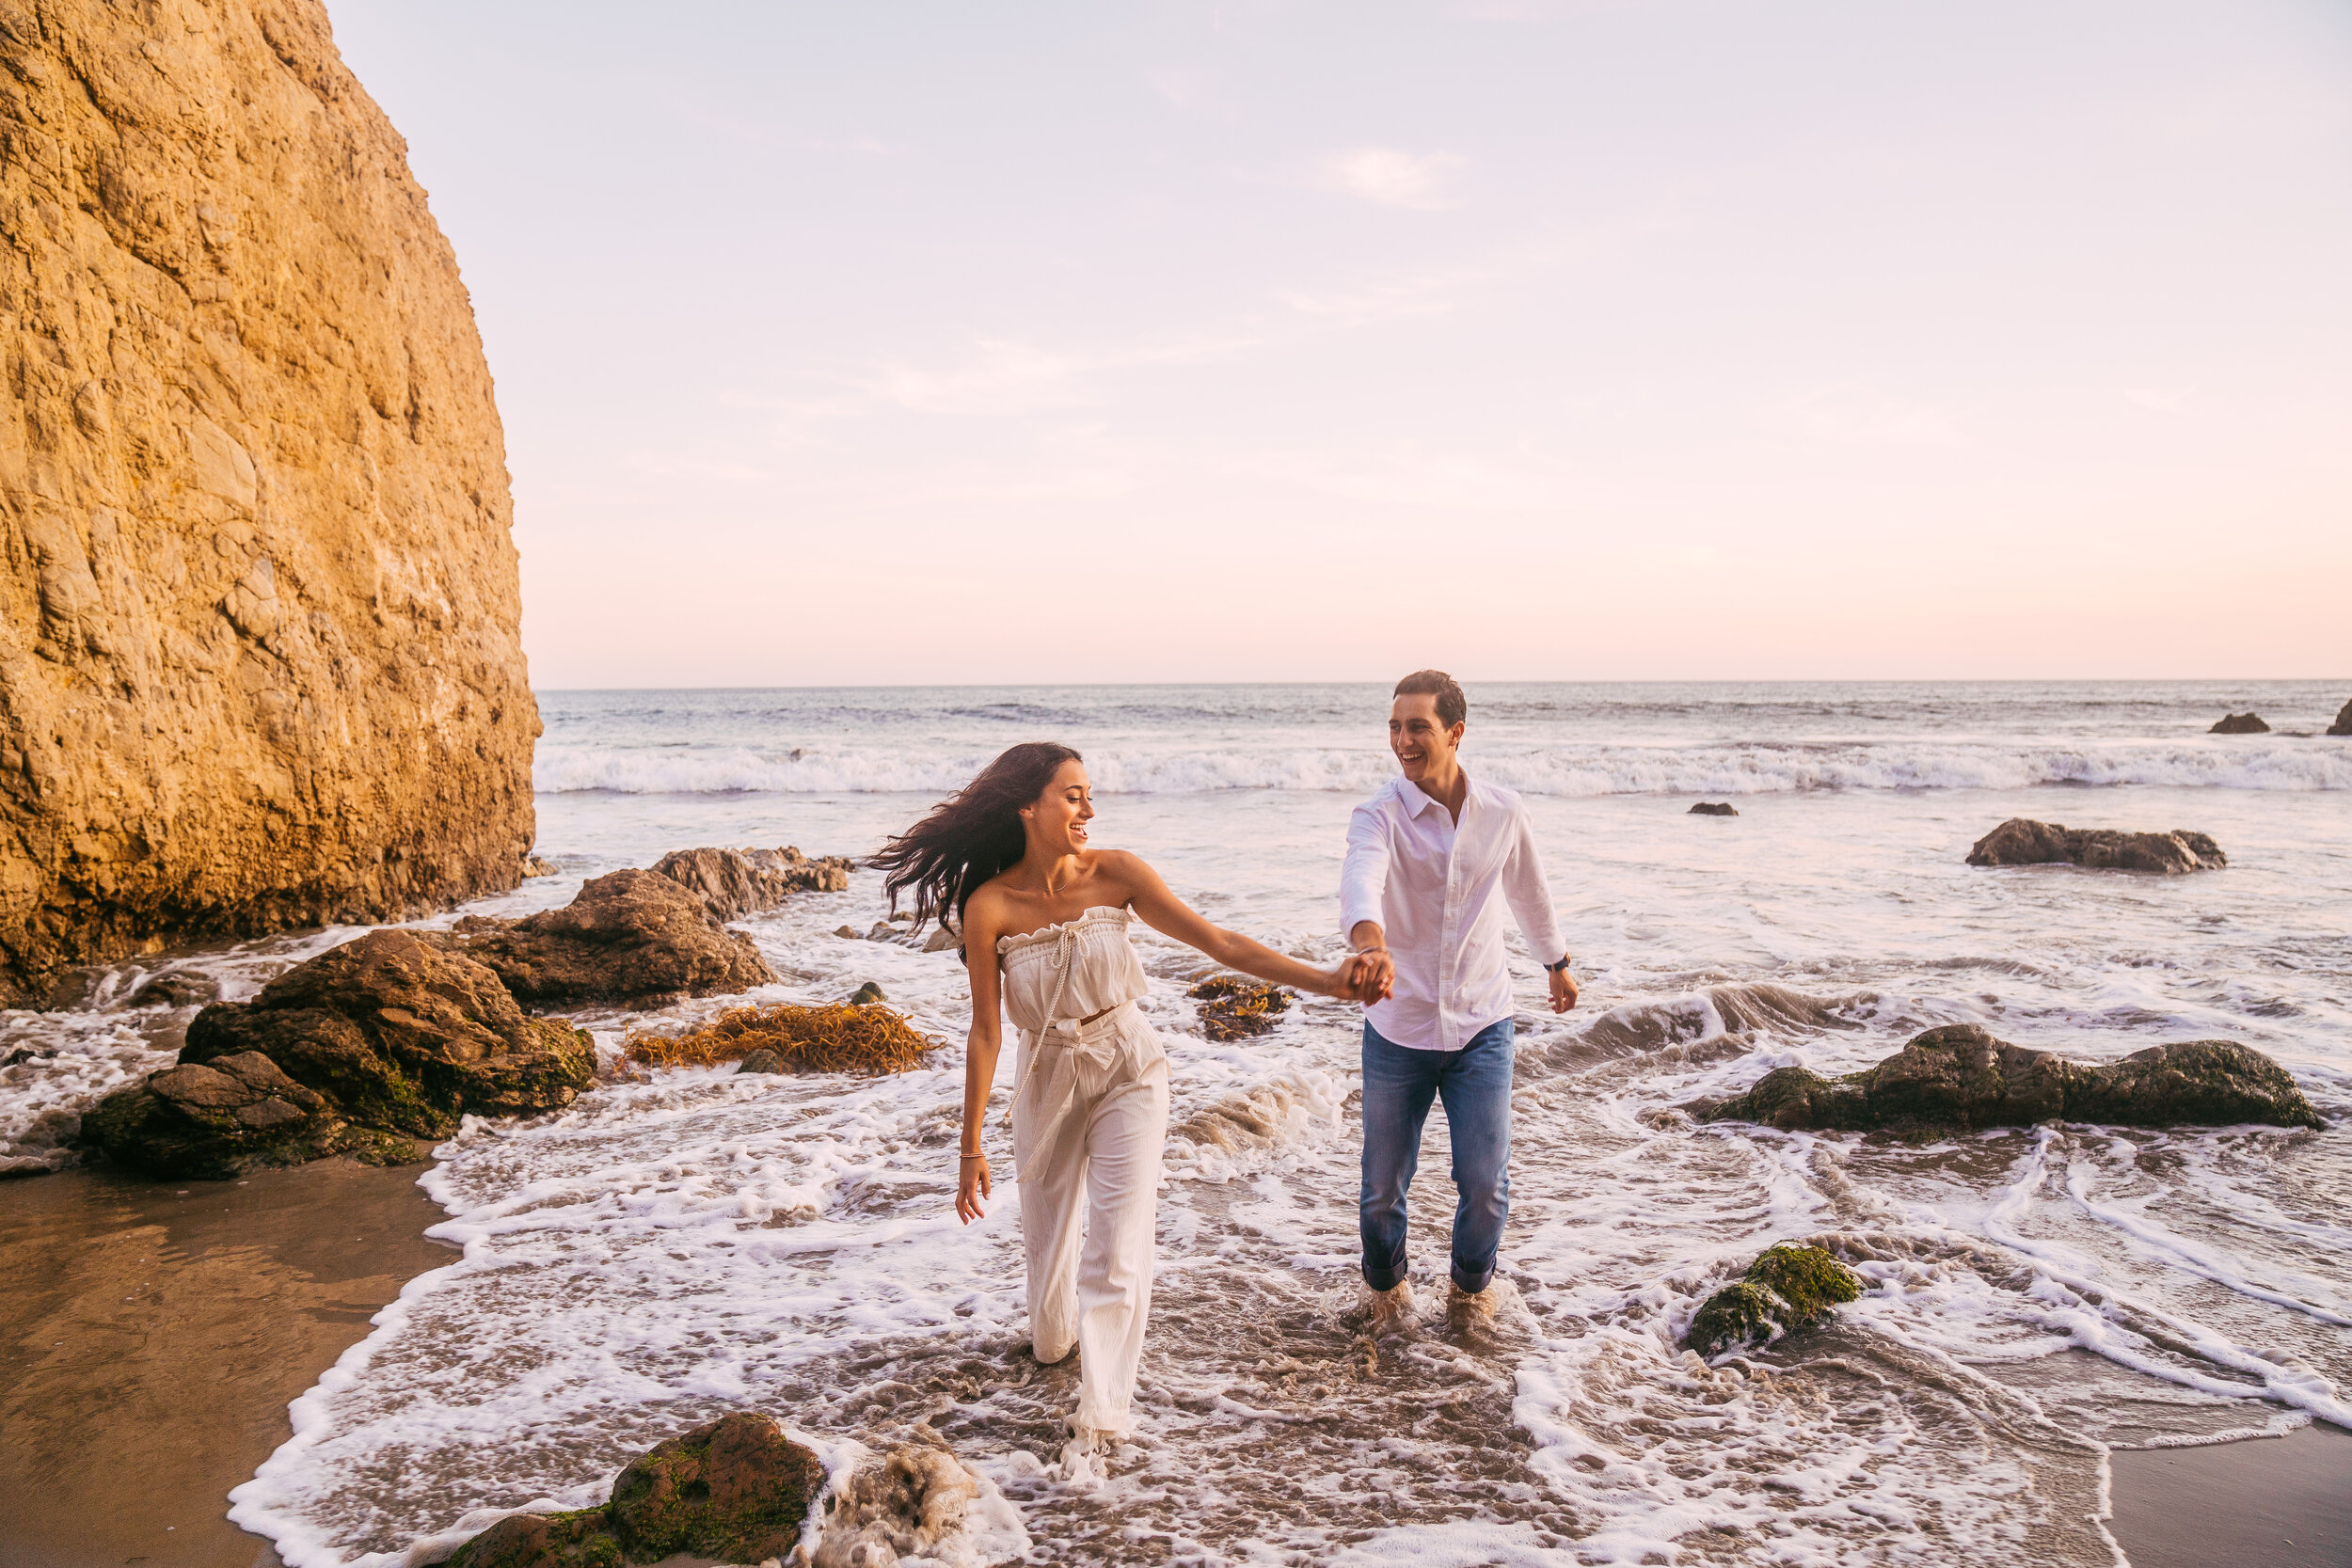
[1687,1024,2320,1134]
[0,1,533,1006]
[2330,699,2352,736]
[2209,712,2270,734]
[1966,817,2224,873]
[1688,801,1739,816]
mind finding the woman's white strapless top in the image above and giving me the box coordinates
[997,906,1151,1036]
[997,907,1162,1177]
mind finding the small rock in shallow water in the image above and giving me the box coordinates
[850,981,886,1006]
[445,1412,819,1568]
[520,855,560,879]
[1966,817,2223,873]
[1689,1024,2321,1134]
[2209,712,2269,734]
[1688,801,1738,816]
[1687,1243,1863,1356]
[835,925,862,939]
[439,869,777,1005]
[736,1048,787,1075]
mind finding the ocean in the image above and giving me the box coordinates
[5,679,2349,1566]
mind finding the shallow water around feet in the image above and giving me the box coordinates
[6,681,2348,1566]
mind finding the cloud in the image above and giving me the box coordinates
[1316,147,1467,210]
[2125,386,2189,415]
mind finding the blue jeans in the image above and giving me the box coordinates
[1359,1016,1514,1294]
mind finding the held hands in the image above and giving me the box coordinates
[1334,947,1395,1004]
[956,1149,991,1224]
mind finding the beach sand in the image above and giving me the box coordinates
[0,1158,452,1568]
[2108,1422,2352,1568]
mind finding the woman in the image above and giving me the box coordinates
[875,742,1375,1478]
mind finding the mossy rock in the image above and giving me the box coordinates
[445,1507,620,1568]
[1686,1243,1865,1356]
[608,1411,823,1563]
[1691,1025,2320,1136]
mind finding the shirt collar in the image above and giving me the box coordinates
[1396,770,1474,818]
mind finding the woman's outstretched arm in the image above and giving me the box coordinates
[1107,851,1371,999]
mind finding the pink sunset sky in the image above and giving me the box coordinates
[331,0,2352,689]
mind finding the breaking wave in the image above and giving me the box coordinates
[534,739,2352,797]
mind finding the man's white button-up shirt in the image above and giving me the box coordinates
[1339,772,1566,1053]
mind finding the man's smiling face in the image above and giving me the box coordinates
[1388,693,1464,784]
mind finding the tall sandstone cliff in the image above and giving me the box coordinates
[0,0,536,1006]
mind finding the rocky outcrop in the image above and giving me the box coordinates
[1688,801,1738,816]
[1966,818,2224,873]
[0,1,537,1006]
[649,846,851,922]
[440,869,777,1006]
[1691,1024,2321,1135]
[447,1412,824,1568]
[76,1048,409,1180]
[2329,700,2352,737]
[1687,1243,1864,1356]
[87,929,593,1176]
[2209,712,2269,734]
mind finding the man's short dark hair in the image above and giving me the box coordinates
[1392,669,1467,729]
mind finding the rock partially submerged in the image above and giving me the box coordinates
[78,1051,403,1181]
[1687,1243,1864,1356]
[448,1412,823,1568]
[88,931,596,1179]
[2209,712,2269,734]
[650,846,852,922]
[2329,700,2352,737]
[1966,817,2224,873]
[1691,1024,2321,1135]
[441,869,777,1005]
[1688,801,1739,816]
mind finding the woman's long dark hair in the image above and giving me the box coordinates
[871,742,1082,943]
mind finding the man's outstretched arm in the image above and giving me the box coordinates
[1340,803,1396,1002]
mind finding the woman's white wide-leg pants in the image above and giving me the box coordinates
[1011,1006,1169,1444]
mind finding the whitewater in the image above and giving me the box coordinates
[3,679,2346,1565]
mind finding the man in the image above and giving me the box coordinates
[1340,669,1578,1326]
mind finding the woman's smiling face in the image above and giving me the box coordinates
[1022,758,1094,856]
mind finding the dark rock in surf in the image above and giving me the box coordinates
[2209,712,2270,734]
[442,1507,617,1568]
[608,1413,824,1563]
[1965,817,2224,874]
[1688,801,1739,816]
[736,1048,787,1075]
[1689,1024,2321,1135]
[850,981,886,1006]
[91,927,599,1179]
[1686,1243,1864,1356]
[650,846,853,922]
[77,1051,385,1181]
[2328,700,2352,737]
[445,1412,824,1568]
[439,869,777,1005]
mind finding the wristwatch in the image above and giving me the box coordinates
[1544,955,1575,974]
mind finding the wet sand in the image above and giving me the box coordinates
[2109,1421,2352,1568]
[0,1158,453,1568]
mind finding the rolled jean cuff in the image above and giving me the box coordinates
[1450,1260,1495,1294]
[1362,1258,1408,1292]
